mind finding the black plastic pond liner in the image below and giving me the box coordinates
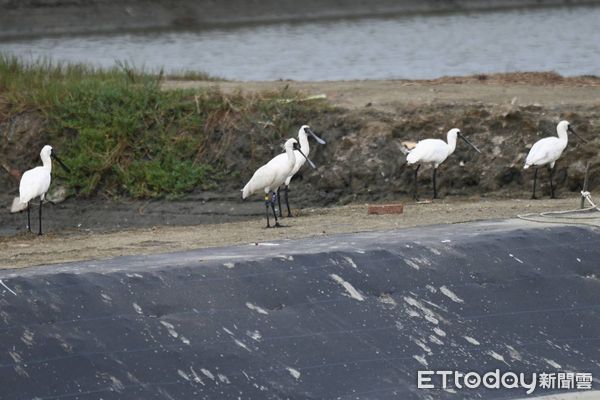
[0,220,598,399]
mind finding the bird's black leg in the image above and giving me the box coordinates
[531,168,538,200]
[432,168,438,199]
[270,192,281,227]
[413,164,421,201]
[284,186,292,217]
[38,200,43,236]
[277,187,283,218]
[549,166,556,199]
[27,202,31,233]
[264,194,271,228]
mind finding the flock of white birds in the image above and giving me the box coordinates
[12,120,584,233]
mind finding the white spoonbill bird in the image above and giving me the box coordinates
[277,124,326,217]
[404,128,481,200]
[524,120,586,199]
[242,138,316,228]
[13,145,70,235]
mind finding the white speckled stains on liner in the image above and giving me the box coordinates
[286,367,301,380]
[509,253,524,264]
[246,330,262,341]
[403,296,445,325]
[488,350,510,366]
[543,358,562,369]
[329,273,365,301]
[0,279,17,296]
[189,367,206,385]
[200,368,215,381]
[343,256,359,269]
[505,344,523,361]
[411,338,432,354]
[178,369,191,381]
[439,286,464,303]
[433,327,446,337]
[413,354,428,367]
[246,302,269,315]
[234,338,252,352]
[160,321,179,338]
[378,293,397,307]
[425,285,437,293]
[463,336,480,345]
[429,335,444,345]
[21,329,34,347]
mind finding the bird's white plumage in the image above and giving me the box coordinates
[242,139,298,199]
[15,145,53,210]
[406,129,460,168]
[20,166,51,203]
[524,121,569,169]
[284,125,311,186]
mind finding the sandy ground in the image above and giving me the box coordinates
[163,75,600,113]
[2,195,597,270]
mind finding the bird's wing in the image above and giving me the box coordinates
[242,164,274,199]
[242,153,291,198]
[525,137,562,166]
[407,139,447,164]
[19,167,50,203]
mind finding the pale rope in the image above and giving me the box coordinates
[517,191,600,227]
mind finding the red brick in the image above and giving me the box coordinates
[368,203,404,215]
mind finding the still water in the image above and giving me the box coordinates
[2,6,600,80]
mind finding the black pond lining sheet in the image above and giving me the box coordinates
[0,223,598,400]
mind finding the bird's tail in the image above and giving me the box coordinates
[241,184,252,200]
[10,197,28,213]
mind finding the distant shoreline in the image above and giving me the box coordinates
[1,0,600,40]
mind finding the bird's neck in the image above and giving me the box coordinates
[298,132,310,155]
[447,135,457,155]
[286,147,296,166]
[41,155,52,170]
[557,129,568,143]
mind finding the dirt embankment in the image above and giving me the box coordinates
[2,73,600,238]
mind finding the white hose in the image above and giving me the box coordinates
[517,191,600,227]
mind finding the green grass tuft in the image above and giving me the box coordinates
[0,54,329,198]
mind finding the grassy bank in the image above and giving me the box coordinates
[0,56,328,198]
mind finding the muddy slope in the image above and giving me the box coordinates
[2,91,600,205]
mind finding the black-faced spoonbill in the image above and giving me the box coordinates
[12,145,70,235]
[524,120,586,199]
[277,125,326,217]
[405,128,481,200]
[242,138,316,228]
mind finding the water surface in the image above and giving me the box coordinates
[1,6,599,80]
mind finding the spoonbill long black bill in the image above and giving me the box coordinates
[277,125,326,218]
[405,128,481,201]
[242,138,316,228]
[524,120,585,199]
[12,145,70,235]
